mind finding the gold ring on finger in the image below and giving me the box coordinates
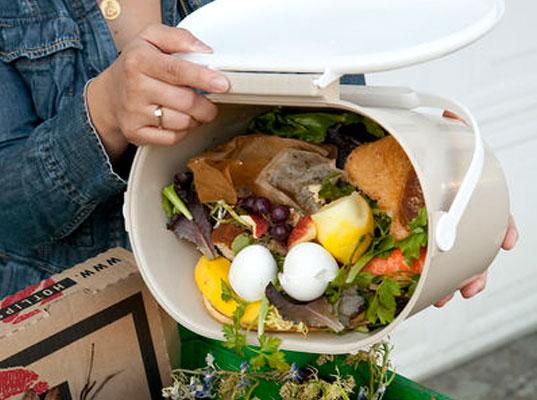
[154,105,163,129]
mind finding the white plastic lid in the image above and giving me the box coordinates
[177,0,504,87]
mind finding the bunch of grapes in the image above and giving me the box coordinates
[242,196,292,243]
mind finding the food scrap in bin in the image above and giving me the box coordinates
[161,108,428,335]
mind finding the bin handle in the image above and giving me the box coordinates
[347,87,484,252]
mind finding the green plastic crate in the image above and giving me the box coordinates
[177,326,450,400]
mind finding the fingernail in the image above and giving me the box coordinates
[210,76,229,92]
[509,226,519,245]
[193,39,212,53]
[461,282,483,298]
[502,229,517,250]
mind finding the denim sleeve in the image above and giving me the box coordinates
[0,61,126,249]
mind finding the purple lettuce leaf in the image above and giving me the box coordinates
[167,175,218,260]
[265,283,344,333]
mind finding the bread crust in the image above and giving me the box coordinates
[344,136,424,240]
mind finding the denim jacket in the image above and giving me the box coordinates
[0,0,364,298]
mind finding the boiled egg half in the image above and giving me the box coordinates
[229,245,277,302]
[278,242,338,302]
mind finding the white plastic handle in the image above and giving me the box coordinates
[347,86,484,251]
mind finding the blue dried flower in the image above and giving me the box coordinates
[376,384,386,396]
[203,369,216,381]
[357,386,368,400]
[239,361,249,374]
[237,376,251,389]
[189,377,208,398]
[286,363,302,382]
[205,353,216,369]
[162,384,186,400]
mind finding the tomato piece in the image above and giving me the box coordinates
[363,248,426,276]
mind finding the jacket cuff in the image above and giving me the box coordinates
[41,79,127,207]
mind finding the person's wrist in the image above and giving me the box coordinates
[86,72,129,161]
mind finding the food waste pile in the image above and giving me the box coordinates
[161,108,429,336]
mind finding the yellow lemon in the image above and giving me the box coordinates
[312,192,374,264]
[194,256,260,324]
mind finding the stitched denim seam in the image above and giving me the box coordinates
[0,38,81,62]
[0,249,60,275]
[52,200,98,241]
[33,85,124,242]
[38,121,85,205]
[81,78,127,186]
[0,14,72,25]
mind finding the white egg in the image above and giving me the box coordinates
[229,245,277,302]
[279,242,339,302]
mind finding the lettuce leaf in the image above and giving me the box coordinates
[345,208,394,284]
[325,117,387,168]
[248,107,362,143]
[397,207,428,265]
[167,179,218,260]
[365,278,401,325]
[265,283,344,332]
[318,173,356,203]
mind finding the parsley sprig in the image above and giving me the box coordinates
[365,278,401,325]
[221,280,290,372]
[250,335,290,371]
[326,206,427,328]
[221,280,248,354]
[398,208,428,265]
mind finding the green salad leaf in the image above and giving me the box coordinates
[362,117,388,139]
[325,268,348,304]
[220,280,248,354]
[353,272,376,290]
[162,184,193,220]
[231,233,254,256]
[220,282,290,371]
[326,207,396,303]
[397,208,428,265]
[346,209,395,284]
[250,335,290,371]
[161,194,174,219]
[318,173,356,203]
[257,297,270,337]
[346,236,395,285]
[366,278,401,325]
[248,107,362,143]
[221,280,235,302]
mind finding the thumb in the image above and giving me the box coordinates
[140,24,212,54]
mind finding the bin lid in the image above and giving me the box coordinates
[177,0,504,86]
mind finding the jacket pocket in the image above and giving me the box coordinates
[0,16,84,119]
[0,16,82,62]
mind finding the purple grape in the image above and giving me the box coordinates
[253,197,272,215]
[174,171,193,187]
[271,205,290,222]
[271,223,292,242]
[242,196,256,212]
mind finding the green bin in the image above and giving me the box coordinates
[177,326,450,400]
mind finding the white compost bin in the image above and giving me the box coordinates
[124,0,510,354]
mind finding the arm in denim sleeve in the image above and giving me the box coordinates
[0,61,126,248]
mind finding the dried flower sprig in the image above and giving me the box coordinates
[163,341,394,400]
[343,342,396,400]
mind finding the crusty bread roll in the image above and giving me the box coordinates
[344,136,425,240]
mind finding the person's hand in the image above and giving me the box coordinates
[86,24,229,161]
[435,215,518,307]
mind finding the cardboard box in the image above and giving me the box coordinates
[0,248,178,400]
